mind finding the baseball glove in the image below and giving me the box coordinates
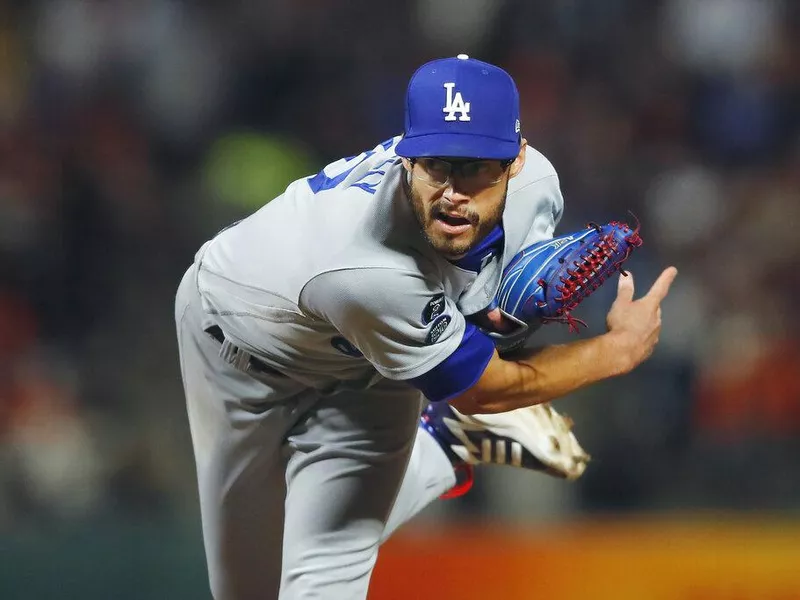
[486,219,643,353]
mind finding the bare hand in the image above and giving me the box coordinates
[605,267,678,373]
[480,308,516,333]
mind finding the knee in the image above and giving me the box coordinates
[281,531,381,598]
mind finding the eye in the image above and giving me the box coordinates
[466,162,495,178]
[423,159,450,175]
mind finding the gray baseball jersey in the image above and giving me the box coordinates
[195,135,563,402]
[178,134,565,599]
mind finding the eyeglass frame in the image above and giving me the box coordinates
[407,156,515,189]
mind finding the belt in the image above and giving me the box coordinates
[204,325,278,376]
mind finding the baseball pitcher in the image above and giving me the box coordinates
[175,54,676,600]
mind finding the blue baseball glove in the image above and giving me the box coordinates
[485,220,643,353]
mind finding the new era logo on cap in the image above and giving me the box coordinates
[396,54,521,160]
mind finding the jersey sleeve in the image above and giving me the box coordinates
[407,321,495,402]
[300,267,493,388]
[518,174,565,248]
[504,147,566,254]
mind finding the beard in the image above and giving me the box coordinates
[404,175,508,259]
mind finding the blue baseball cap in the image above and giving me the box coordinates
[396,54,521,160]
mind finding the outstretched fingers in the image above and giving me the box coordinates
[644,267,678,304]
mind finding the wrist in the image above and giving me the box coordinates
[600,331,636,376]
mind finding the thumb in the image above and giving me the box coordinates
[615,271,635,303]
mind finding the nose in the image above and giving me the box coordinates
[442,181,471,204]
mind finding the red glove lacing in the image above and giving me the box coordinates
[537,220,642,333]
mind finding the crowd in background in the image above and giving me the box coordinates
[1,0,799,530]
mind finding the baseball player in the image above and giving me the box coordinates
[175,54,677,599]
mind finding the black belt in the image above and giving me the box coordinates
[205,324,227,344]
[204,325,278,376]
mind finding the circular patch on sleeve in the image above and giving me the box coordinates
[422,294,446,324]
[425,314,452,345]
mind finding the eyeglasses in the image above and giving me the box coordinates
[409,157,513,190]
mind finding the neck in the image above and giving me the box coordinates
[448,224,504,273]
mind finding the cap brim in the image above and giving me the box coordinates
[396,133,519,160]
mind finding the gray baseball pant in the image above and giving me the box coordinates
[175,264,456,599]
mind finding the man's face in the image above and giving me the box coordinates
[402,143,526,259]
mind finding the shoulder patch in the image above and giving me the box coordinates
[422,294,446,324]
[425,315,452,345]
[331,336,364,357]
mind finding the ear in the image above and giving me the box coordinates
[508,139,527,179]
[401,157,414,173]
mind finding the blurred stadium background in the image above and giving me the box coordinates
[1,1,799,598]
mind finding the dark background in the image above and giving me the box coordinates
[1,1,799,597]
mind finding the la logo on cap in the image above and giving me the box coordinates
[442,82,470,122]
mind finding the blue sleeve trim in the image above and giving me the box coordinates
[408,322,495,403]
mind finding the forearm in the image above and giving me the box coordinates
[450,332,630,414]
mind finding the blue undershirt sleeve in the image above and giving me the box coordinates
[407,322,495,403]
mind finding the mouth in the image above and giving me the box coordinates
[432,210,474,235]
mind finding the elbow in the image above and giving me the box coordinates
[446,395,519,417]
[448,393,487,415]
[449,393,533,415]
